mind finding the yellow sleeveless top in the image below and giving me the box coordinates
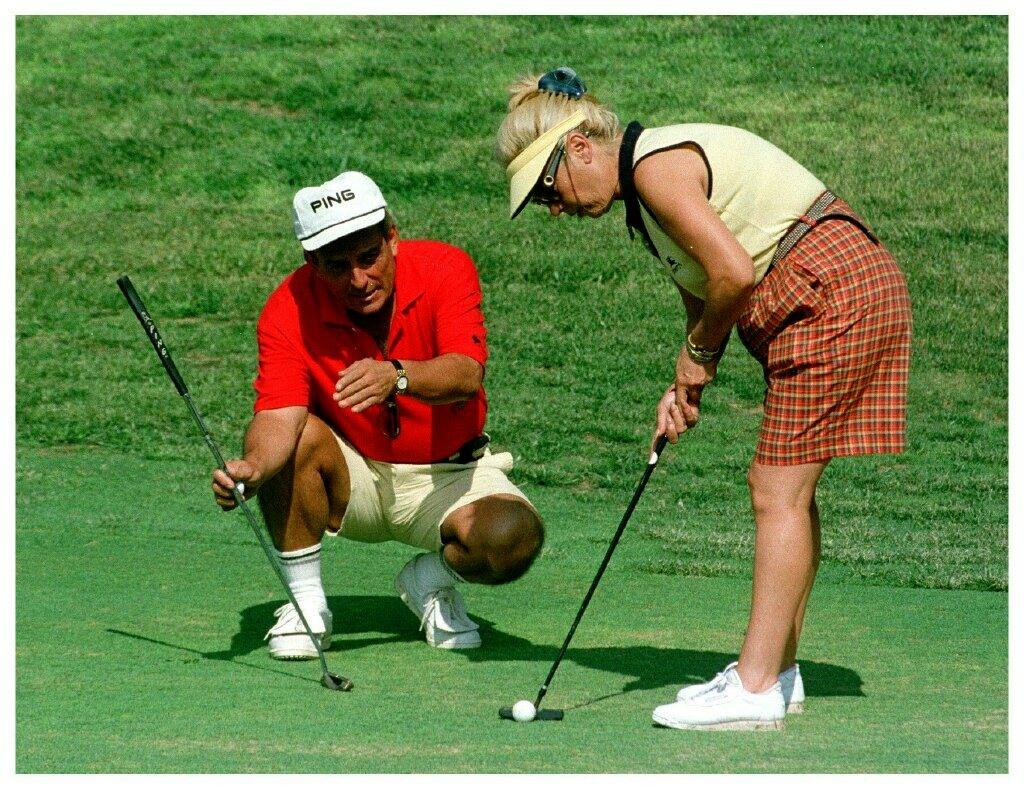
[633,124,826,298]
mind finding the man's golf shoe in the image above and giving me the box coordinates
[265,602,332,660]
[654,665,785,730]
[395,553,481,649]
[676,661,805,714]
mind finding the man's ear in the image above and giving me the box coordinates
[386,224,400,256]
[303,250,318,267]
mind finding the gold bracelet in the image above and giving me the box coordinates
[686,332,721,364]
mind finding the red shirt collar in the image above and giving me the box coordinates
[309,243,425,327]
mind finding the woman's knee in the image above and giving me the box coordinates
[747,462,822,521]
[747,465,775,517]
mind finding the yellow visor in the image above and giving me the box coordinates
[505,109,587,219]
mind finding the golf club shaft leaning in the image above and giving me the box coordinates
[116,275,349,690]
[534,435,669,709]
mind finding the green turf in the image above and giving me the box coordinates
[16,449,1008,772]
[15,15,1007,590]
[15,15,1008,772]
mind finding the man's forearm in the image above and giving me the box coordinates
[400,353,483,405]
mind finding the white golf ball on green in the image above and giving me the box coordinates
[512,700,536,722]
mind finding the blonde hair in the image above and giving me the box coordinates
[496,73,622,169]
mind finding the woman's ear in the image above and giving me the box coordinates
[566,130,592,163]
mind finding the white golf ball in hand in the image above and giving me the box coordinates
[512,700,536,722]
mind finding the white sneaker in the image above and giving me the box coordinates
[676,660,738,703]
[264,602,332,660]
[677,661,805,714]
[654,666,785,730]
[780,663,805,713]
[395,554,481,649]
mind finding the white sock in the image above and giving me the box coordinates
[276,544,327,613]
[415,550,464,593]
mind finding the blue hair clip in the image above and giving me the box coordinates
[538,67,586,99]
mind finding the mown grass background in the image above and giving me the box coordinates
[16,16,1007,772]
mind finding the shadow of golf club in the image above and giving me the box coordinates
[470,623,865,707]
[206,594,863,706]
[105,628,322,687]
[204,595,424,661]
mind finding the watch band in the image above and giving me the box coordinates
[389,359,409,395]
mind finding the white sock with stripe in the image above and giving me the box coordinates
[275,543,328,614]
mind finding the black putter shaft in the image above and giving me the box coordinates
[116,275,352,693]
[533,435,669,711]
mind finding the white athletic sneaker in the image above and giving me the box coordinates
[654,666,785,730]
[677,661,805,714]
[676,660,738,703]
[780,663,805,713]
[395,555,481,649]
[264,602,332,660]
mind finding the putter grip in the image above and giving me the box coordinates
[117,276,189,396]
[648,434,668,464]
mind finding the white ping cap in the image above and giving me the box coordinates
[292,171,387,251]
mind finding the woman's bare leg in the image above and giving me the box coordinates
[737,461,827,692]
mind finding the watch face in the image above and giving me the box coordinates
[396,375,409,392]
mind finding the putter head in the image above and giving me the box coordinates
[498,706,564,721]
[322,672,354,692]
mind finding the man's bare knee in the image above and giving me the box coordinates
[259,414,350,538]
[292,414,344,471]
[476,499,544,584]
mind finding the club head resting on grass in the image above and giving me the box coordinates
[498,706,564,721]
[322,672,354,692]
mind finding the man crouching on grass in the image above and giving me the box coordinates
[212,170,543,658]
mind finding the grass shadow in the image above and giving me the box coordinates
[468,615,864,705]
[201,594,423,661]
[185,593,864,704]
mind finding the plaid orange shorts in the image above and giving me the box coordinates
[736,198,912,466]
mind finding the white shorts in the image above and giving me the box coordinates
[327,431,538,551]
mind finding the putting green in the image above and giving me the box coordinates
[16,449,1007,772]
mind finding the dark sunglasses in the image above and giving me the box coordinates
[530,142,566,206]
[384,397,400,439]
[531,66,587,208]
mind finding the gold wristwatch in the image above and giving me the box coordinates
[389,359,409,395]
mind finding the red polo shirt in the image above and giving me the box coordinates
[253,240,488,464]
